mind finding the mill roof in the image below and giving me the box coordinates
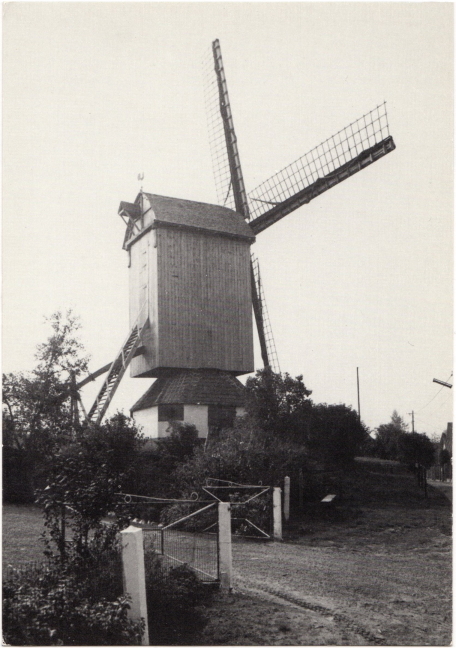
[131,369,246,412]
[140,193,255,240]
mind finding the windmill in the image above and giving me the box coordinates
[73,39,395,438]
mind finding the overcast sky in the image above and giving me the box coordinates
[3,2,453,437]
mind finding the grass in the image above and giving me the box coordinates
[285,459,451,544]
[2,504,47,569]
[3,461,452,645]
[3,462,450,568]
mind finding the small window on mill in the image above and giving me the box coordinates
[158,404,184,422]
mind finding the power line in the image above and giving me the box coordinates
[415,394,453,428]
[415,372,453,413]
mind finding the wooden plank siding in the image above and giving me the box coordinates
[129,225,253,377]
[129,230,159,377]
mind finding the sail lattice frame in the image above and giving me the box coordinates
[202,45,236,212]
[248,102,391,222]
[251,253,280,375]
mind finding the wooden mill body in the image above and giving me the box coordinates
[120,193,255,379]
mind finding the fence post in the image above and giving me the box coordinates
[298,468,304,510]
[284,476,290,521]
[121,525,149,645]
[273,487,282,540]
[218,502,232,591]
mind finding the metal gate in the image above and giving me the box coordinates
[120,494,220,583]
[203,478,273,540]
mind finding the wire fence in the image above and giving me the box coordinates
[143,503,219,583]
[3,559,52,585]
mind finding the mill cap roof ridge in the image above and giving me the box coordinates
[138,193,255,240]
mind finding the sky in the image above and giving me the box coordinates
[3,2,453,438]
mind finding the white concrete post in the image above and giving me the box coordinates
[121,525,149,645]
[273,487,282,540]
[218,502,232,591]
[284,476,290,521]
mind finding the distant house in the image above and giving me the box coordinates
[428,422,452,481]
[441,422,453,455]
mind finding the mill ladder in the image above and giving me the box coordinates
[87,312,148,425]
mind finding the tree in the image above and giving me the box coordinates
[307,403,369,467]
[244,368,312,440]
[372,410,408,460]
[397,431,435,469]
[3,311,89,458]
[3,311,90,499]
[244,369,367,466]
[36,413,144,560]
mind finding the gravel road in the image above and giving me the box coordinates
[231,507,451,646]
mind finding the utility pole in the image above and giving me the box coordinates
[356,367,361,420]
[408,410,415,433]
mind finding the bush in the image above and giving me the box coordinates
[306,403,368,467]
[3,560,144,646]
[440,449,451,466]
[35,413,143,561]
[244,369,368,467]
[397,431,435,470]
[158,502,216,530]
[175,425,310,490]
[145,555,213,644]
[131,423,203,500]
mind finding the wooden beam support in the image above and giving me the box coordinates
[76,346,145,390]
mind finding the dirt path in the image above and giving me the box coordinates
[428,480,452,503]
[231,506,451,645]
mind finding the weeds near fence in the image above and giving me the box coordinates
[144,552,215,644]
[2,543,143,646]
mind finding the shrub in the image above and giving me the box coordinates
[175,425,310,490]
[3,560,144,646]
[35,413,143,561]
[306,403,368,467]
[145,555,213,644]
[397,431,435,470]
[440,448,451,466]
